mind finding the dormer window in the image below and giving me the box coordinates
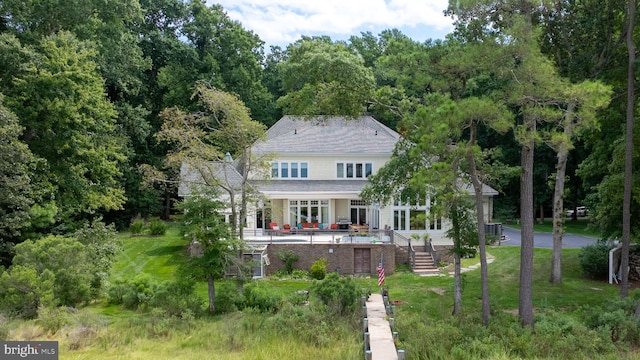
[271,161,309,179]
[337,162,373,179]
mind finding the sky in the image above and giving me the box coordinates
[210,0,455,49]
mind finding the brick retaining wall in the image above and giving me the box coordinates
[265,243,396,276]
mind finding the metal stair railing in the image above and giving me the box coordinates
[394,232,415,270]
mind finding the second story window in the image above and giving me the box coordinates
[337,162,373,179]
[271,161,309,179]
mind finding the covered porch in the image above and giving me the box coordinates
[249,180,381,233]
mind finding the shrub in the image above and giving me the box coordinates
[214,281,245,314]
[37,307,69,333]
[0,316,8,340]
[129,218,146,235]
[0,266,55,319]
[149,279,203,318]
[309,258,327,280]
[243,281,282,313]
[311,272,358,315]
[578,241,614,279]
[291,269,310,279]
[107,275,156,310]
[269,269,308,280]
[13,235,94,307]
[584,294,640,345]
[148,219,167,235]
[73,219,121,298]
[276,249,299,274]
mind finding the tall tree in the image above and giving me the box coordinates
[547,81,611,284]
[2,31,127,225]
[362,93,496,317]
[447,0,576,327]
[0,95,38,265]
[621,0,635,297]
[178,188,240,313]
[0,0,150,99]
[155,83,269,240]
[278,36,375,117]
[178,1,274,123]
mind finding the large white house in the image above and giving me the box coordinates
[238,115,498,245]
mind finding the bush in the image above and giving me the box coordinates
[0,266,55,319]
[243,281,282,313]
[578,241,614,279]
[291,269,310,279]
[269,269,309,280]
[276,249,299,274]
[129,218,146,235]
[149,279,203,318]
[584,294,640,345]
[312,272,358,315]
[37,307,69,333]
[148,219,167,235]
[13,235,94,307]
[107,275,156,310]
[309,258,327,280]
[214,281,245,314]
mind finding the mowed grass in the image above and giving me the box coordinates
[9,222,636,359]
[504,216,599,237]
[363,246,619,321]
[111,226,188,281]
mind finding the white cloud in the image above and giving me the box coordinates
[210,0,454,47]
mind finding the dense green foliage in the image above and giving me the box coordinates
[311,272,358,315]
[309,258,328,280]
[579,241,616,279]
[1,0,640,355]
[276,249,299,274]
[0,0,637,253]
[2,226,639,359]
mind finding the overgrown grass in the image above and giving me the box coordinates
[11,307,361,360]
[5,222,639,359]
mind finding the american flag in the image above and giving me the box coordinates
[377,260,385,287]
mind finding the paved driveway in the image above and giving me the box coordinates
[499,226,598,249]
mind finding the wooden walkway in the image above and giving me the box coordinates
[365,293,398,360]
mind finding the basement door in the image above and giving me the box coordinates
[354,248,371,274]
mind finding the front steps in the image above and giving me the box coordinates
[413,251,440,276]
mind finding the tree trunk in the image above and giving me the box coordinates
[622,0,635,298]
[161,186,171,220]
[452,251,462,316]
[467,125,491,326]
[207,274,216,313]
[538,203,544,224]
[519,115,535,327]
[550,105,574,284]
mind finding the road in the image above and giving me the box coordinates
[499,226,598,249]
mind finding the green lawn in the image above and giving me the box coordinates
[110,227,188,281]
[7,223,637,359]
[500,216,600,237]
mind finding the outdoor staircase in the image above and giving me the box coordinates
[412,251,440,276]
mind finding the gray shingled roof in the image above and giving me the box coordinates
[253,115,400,155]
[178,162,244,197]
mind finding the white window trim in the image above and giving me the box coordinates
[271,161,309,179]
[336,161,373,179]
[391,197,444,232]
